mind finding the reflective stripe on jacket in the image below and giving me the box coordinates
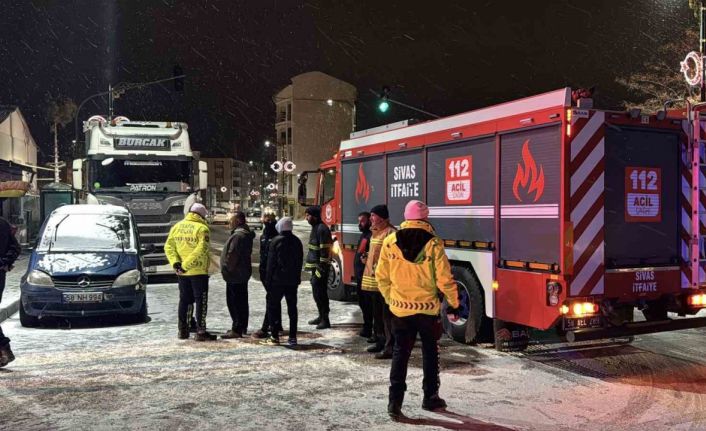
[164,212,211,276]
[376,220,459,317]
[361,222,396,292]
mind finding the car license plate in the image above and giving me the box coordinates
[63,292,103,303]
[563,315,602,331]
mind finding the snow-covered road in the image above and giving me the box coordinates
[1,240,706,430]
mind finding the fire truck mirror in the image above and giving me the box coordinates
[297,182,307,206]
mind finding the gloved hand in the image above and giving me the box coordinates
[446,306,460,322]
[173,262,185,275]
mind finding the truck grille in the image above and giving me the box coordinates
[134,214,171,224]
[139,225,172,234]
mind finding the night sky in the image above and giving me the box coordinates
[0,0,696,164]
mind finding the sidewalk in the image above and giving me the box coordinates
[0,254,30,323]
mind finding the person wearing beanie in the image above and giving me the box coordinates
[376,199,460,417]
[304,205,334,329]
[220,211,255,339]
[361,204,397,359]
[165,202,216,341]
[253,214,282,339]
[261,217,304,346]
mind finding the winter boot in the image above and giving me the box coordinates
[375,350,393,360]
[308,316,322,325]
[252,329,269,339]
[194,331,218,342]
[367,342,384,353]
[367,336,378,343]
[387,393,404,419]
[287,337,298,347]
[221,329,243,339]
[422,394,447,411]
[260,336,280,346]
[178,328,189,340]
[0,344,15,367]
[315,315,331,330]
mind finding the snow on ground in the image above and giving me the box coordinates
[1,257,706,430]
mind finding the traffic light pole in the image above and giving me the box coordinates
[369,88,440,119]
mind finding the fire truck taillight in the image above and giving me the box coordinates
[687,293,706,307]
[561,301,598,317]
[546,282,561,306]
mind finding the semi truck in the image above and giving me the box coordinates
[71,115,208,276]
[298,87,706,350]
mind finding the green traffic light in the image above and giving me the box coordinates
[378,100,390,113]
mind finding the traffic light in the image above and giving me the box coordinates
[173,64,184,92]
[378,86,390,113]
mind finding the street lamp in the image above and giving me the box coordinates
[264,140,271,148]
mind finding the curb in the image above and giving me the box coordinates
[0,299,19,324]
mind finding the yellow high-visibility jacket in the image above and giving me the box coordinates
[164,212,211,276]
[376,220,459,317]
[361,222,396,292]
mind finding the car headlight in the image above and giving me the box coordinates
[27,270,54,287]
[113,269,141,287]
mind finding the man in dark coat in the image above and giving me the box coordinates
[253,214,282,338]
[0,217,21,367]
[261,217,303,346]
[304,206,333,329]
[220,211,255,338]
[355,211,373,338]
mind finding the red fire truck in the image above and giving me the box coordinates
[298,87,706,350]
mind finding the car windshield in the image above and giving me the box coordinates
[247,210,261,218]
[38,213,135,252]
[89,158,193,193]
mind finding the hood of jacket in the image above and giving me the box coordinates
[233,224,255,239]
[186,212,207,225]
[395,220,435,262]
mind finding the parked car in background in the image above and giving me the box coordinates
[19,204,149,327]
[246,208,263,230]
[210,207,230,225]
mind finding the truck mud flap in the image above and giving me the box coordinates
[566,316,706,343]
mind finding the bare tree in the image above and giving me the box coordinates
[45,97,78,182]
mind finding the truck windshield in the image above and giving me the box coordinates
[90,159,192,193]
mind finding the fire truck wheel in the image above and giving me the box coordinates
[326,255,349,301]
[442,265,492,344]
[642,301,667,321]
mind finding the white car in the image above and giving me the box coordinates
[210,208,230,225]
[246,209,263,230]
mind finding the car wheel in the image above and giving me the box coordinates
[19,299,40,328]
[441,265,492,344]
[326,255,350,301]
[130,297,149,324]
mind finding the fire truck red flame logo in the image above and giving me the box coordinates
[512,140,545,203]
[355,163,371,204]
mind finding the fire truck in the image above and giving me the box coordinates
[298,87,706,350]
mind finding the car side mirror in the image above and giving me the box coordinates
[140,244,155,255]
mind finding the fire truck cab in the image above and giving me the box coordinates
[299,88,706,350]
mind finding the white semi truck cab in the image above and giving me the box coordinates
[72,115,208,276]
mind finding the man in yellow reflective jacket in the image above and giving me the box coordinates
[165,203,216,341]
[376,200,460,418]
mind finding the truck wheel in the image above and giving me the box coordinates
[642,301,667,321]
[19,300,39,328]
[493,318,530,352]
[442,265,492,344]
[326,255,349,301]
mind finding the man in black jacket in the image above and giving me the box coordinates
[355,211,373,338]
[262,217,303,346]
[220,212,255,339]
[304,206,333,329]
[0,217,21,368]
[253,214,282,339]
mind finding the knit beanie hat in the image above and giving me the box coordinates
[305,205,321,219]
[276,217,293,233]
[370,204,389,220]
[404,200,429,220]
[189,203,208,219]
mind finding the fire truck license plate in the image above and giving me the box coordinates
[563,316,602,331]
[63,292,103,303]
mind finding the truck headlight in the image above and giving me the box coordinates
[113,269,141,287]
[27,270,54,287]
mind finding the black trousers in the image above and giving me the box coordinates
[0,272,9,347]
[226,282,249,333]
[389,314,443,401]
[372,291,393,352]
[311,271,329,317]
[356,281,373,332]
[178,275,209,332]
[260,285,283,333]
[267,284,298,339]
